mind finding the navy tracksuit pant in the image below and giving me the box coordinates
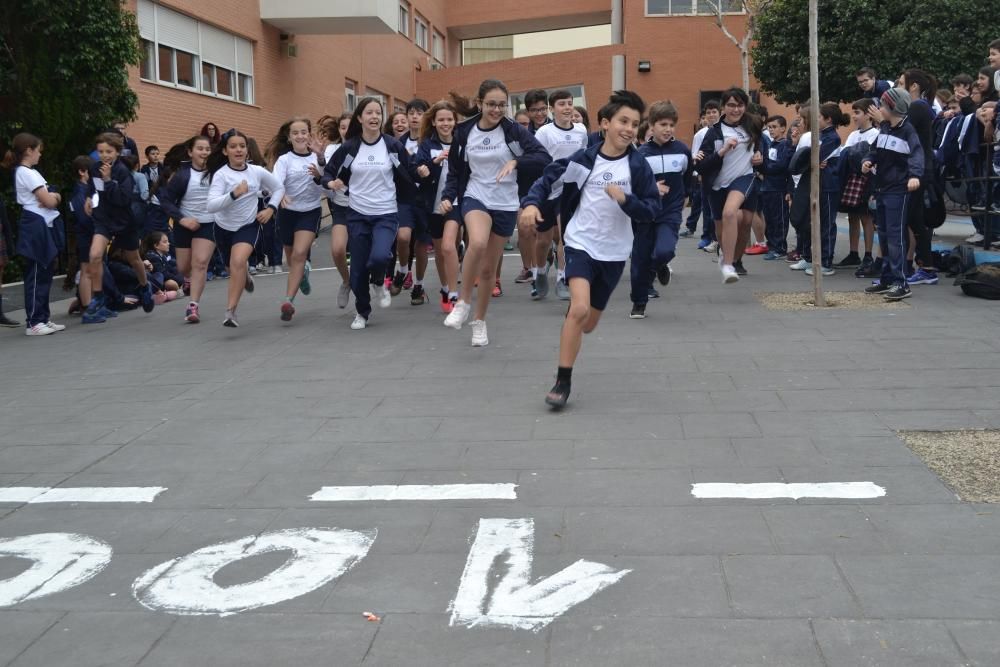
[630,215,680,305]
[347,210,398,318]
[761,191,789,255]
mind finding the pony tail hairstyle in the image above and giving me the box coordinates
[265,117,311,166]
[447,90,479,118]
[820,102,850,127]
[206,128,248,179]
[720,87,760,150]
[1,132,42,170]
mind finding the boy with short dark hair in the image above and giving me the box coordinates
[759,115,792,259]
[520,90,661,408]
[628,100,692,319]
[856,67,892,106]
[523,89,551,134]
[694,101,720,251]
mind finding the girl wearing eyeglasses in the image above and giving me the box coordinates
[440,78,551,347]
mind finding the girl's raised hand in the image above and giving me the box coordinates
[416,165,431,178]
[496,159,517,183]
[256,207,275,224]
[233,180,249,197]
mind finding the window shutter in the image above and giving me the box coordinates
[156,5,199,53]
[137,0,155,39]
[200,23,236,69]
[236,38,253,75]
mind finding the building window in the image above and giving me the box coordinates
[646,0,743,15]
[432,30,445,63]
[414,15,428,51]
[345,79,357,112]
[366,87,387,108]
[394,101,406,114]
[398,3,409,36]
[137,0,254,104]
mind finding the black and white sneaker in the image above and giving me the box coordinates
[733,260,747,276]
[864,282,892,295]
[883,284,912,301]
[656,263,671,286]
[629,304,646,319]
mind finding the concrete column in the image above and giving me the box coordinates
[611,0,625,90]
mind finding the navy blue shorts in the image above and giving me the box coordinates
[330,202,349,227]
[564,246,625,311]
[93,218,141,251]
[398,203,432,244]
[76,231,94,263]
[461,197,517,238]
[428,210,461,240]
[278,207,321,246]
[536,200,559,233]
[173,220,216,249]
[214,223,262,259]
[709,173,759,219]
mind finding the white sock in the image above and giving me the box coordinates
[396,262,406,276]
[450,291,459,300]
[531,267,539,279]
[557,269,565,281]
[414,277,423,286]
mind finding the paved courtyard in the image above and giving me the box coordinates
[2,227,1000,666]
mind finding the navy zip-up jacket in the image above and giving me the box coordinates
[638,138,693,217]
[759,135,794,193]
[694,120,762,186]
[414,134,451,212]
[70,181,94,235]
[321,134,416,205]
[586,130,604,148]
[158,163,208,222]
[87,159,135,226]
[520,142,661,225]
[789,126,843,193]
[441,114,550,206]
[863,118,925,194]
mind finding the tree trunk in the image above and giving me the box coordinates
[741,48,750,93]
[808,0,824,306]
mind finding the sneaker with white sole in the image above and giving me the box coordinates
[720,264,739,284]
[789,259,811,271]
[703,240,719,253]
[45,321,66,332]
[535,269,550,299]
[965,233,985,244]
[556,277,570,300]
[223,310,239,328]
[470,319,488,346]
[379,285,392,308]
[350,313,368,330]
[805,266,835,276]
[444,300,470,329]
[337,282,351,308]
[25,322,56,336]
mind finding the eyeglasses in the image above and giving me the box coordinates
[483,102,508,111]
[528,106,549,114]
[724,102,745,109]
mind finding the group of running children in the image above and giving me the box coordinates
[2,67,976,406]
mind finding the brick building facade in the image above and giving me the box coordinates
[126,1,786,153]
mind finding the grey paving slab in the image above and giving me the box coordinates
[812,619,968,667]
[763,505,893,554]
[862,505,1000,554]
[572,437,738,468]
[548,618,824,666]
[136,613,376,666]
[723,555,862,618]
[0,508,187,554]
[946,620,1000,666]
[0,445,122,474]
[0,611,64,665]
[8,611,174,667]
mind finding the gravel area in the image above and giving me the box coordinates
[756,291,912,310]
[898,429,1000,503]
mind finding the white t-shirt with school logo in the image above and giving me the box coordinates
[465,124,518,211]
[564,152,633,262]
[349,138,397,216]
[535,122,588,200]
[713,122,755,190]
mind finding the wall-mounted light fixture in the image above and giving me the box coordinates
[637,60,651,73]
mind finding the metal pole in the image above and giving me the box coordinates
[808,0,824,306]
[611,0,625,90]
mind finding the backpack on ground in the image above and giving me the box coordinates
[954,262,1000,300]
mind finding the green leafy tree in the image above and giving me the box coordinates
[1,0,140,281]
[752,0,996,104]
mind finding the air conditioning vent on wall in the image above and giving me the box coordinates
[429,62,444,71]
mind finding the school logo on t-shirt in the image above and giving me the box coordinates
[368,155,376,161]
[603,172,613,180]
[483,137,491,146]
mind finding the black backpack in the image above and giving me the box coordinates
[943,244,978,277]
[954,262,1000,300]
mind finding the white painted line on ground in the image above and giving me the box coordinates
[691,482,887,500]
[0,487,168,504]
[449,518,632,632]
[309,483,517,502]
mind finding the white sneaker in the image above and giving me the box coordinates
[444,300,470,329]
[337,283,351,309]
[25,322,56,336]
[789,259,811,271]
[350,313,367,330]
[470,319,489,346]
[379,285,392,308]
[45,321,66,332]
[805,266,835,276]
[720,264,739,284]
[703,241,719,253]
[965,233,985,244]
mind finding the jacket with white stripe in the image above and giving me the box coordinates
[789,125,843,194]
[638,137,693,218]
[863,119,924,194]
[520,142,661,225]
[321,134,415,205]
[440,114,550,205]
